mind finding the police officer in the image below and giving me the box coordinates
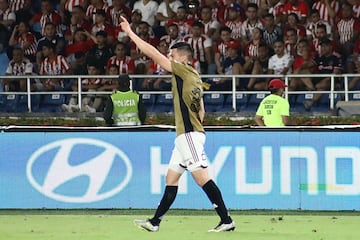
[103,75,146,126]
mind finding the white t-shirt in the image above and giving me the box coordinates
[133,0,159,26]
[156,0,183,26]
[268,53,293,75]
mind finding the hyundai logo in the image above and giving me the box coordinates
[26,138,132,203]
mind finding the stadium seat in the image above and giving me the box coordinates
[223,93,249,112]
[38,94,66,112]
[349,92,360,101]
[141,93,157,112]
[245,93,268,112]
[0,94,20,112]
[153,93,173,113]
[203,93,225,112]
[15,94,41,112]
[311,93,341,112]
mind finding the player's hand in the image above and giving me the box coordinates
[120,16,131,34]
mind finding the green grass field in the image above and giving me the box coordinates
[1,210,360,240]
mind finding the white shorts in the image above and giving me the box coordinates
[169,132,209,173]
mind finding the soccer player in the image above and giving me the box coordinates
[119,16,235,233]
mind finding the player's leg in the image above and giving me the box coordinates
[148,169,182,226]
[183,132,234,232]
[135,147,184,231]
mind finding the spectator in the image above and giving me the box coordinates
[155,0,183,37]
[211,40,244,90]
[8,21,37,62]
[130,21,159,65]
[91,9,115,45]
[65,29,96,63]
[0,0,16,30]
[62,60,104,112]
[349,39,360,90]
[107,0,131,27]
[289,39,317,91]
[133,0,159,27]
[312,23,339,58]
[106,41,135,75]
[262,13,283,48]
[144,39,171,90]
[255,78,290,127]
[86,0,109,24]
[268,39,293,75]
[224,3,243,41]
[103,74,147,126]
[185,0,200,21]
[29,0,62,37]
[200,5,220,41]
[167,6,193,38]
[349,0,360,19]
[283,0,309,24]
[61,0,88,15]
[87,30,113,72]
[305,9,331,41]
[334,2,360,73]
[312,0,340,27]
[303,38,342,110]
[265,0,286,26]
[160,23,183,47]
[0,41,9,77]
[283,13,306,40]
[203,0,225,23]
[214,26,234,75]
[240,3,264,47]
[183,21,212,74]
[64,5,92,43]
[284,27,299,58]
[99,63,120,92]
[4,47,38,92]
[71,51,88,75]
[36,22,66,71]
[243,27,267,74]
[39,40,71,91]
[247,43,271,91]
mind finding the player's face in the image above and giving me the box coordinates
[168,49,187,63]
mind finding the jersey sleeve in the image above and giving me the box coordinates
[255,101,265,116]
[279,99,290,116]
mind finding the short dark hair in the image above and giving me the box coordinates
[170,42,193,60]
[118,74,131,89]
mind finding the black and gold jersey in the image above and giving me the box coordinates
[171,60,204,135]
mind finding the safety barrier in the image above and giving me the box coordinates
[0,74,360,113]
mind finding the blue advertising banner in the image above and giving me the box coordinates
[0,128,359,210]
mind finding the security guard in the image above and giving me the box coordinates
[255,78,290,126]
[103,75,146,126]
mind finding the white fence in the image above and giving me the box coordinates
[0,74,359,112]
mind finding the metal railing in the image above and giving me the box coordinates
[0,74,359,112]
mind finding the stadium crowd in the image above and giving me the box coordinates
[1,0,360,112]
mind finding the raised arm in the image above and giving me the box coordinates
[120,16,172,72]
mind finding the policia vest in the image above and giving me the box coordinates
[111,90,141,126]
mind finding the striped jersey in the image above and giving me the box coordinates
[171,61,204,135]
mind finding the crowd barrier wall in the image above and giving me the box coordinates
[1,74,360,112]
[1,126,359,210]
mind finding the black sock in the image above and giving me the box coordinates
[202,180,231,224]
[150,186,178,226]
